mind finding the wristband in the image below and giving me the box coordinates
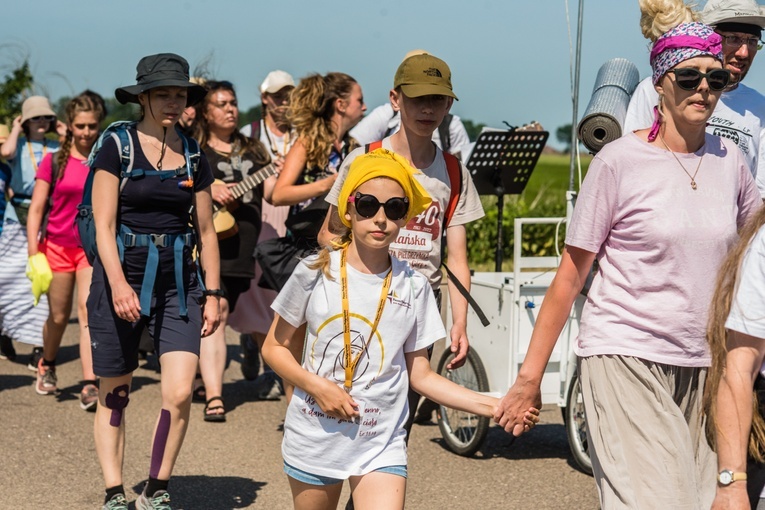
[202,289,225,298]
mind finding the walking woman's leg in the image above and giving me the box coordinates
[288,477,343,510]
[76,266,96,380]
[41,271,75,362]
[150,350,197,480]
[198,297,229,417]
[94,374,133,488]
[349,472,406,510]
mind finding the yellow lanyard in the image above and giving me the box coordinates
[27,140,48,173]
[340,247,392,393]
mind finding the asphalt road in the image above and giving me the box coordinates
[0,321,600,509]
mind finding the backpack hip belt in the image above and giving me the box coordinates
[118,225,196,318]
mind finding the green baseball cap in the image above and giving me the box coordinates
[393,54,458,100]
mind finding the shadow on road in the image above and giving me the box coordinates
[130,476,266,509]
[0,373,34,392]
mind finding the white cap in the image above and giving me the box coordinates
[701,0,765,29]
[260,70,295,94]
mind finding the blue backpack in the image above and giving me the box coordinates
[77,121,202,317]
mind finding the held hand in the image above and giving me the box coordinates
[312,378,360,420]
[211,183,235,205]
[201,296,221,337]
[494,377,543,436]
[710,485,750,510]
[111,281,141,323]
[446,322,469,369]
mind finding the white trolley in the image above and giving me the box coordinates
[437,215,592,474]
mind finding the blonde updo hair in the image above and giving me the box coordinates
[639,0,698,42]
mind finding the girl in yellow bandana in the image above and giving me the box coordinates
[262,149,539,510]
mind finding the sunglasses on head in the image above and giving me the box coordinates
[29,115,55,122]
[348,192,409,221]
[670,68,731,91]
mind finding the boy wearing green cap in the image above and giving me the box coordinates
[320,52,484,428]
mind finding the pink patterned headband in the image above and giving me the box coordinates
[650,22,723,84]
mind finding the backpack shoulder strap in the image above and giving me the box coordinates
[365,140,384,153]
[176,128,201,176]
[442,151,462,229]
[438,113,453,153]
[250,120,262,141]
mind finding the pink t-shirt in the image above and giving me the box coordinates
[567,133,761,367]
[36,153,89,248]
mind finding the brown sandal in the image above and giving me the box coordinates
[204,396,226,422]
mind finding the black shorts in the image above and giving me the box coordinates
[220,275,251,313]
[87,261,204,378]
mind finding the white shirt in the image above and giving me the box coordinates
[272,251,444,478]
[623,77,765,197]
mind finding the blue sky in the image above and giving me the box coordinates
[4,1,756,148]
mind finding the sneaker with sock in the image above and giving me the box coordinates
[27,346,43,371]
[0,335,16,361]
[80,383,99,411]
[35,358,57,395]
[136,489,172,510]
[102,493,128,510]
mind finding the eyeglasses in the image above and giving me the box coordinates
[29,116,55,122]
[670,68,731,91]
[720,34,763,51]
[348,192,409,221]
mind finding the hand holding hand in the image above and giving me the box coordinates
[493,376,543,436]
[111,281,141,323]
[312,378,360,421]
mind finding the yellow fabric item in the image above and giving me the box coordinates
[26,253,52,306]
[337,148,432,228]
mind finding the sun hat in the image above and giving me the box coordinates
[393,54,458,100]
[650,22,723,84]
[701,0,765,29]
[337,148,432,228]
[260,70,295,94]
[20,96,56,125]
[115,53,207,106]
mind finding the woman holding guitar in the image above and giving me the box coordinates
[196,80,274,421]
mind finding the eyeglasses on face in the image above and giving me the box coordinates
[720,34,763,51]
[670,68,731,91]
[29,116,55,122]
[348,192,409,221]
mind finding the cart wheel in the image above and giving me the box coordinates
[565,372,593,475]
[436,348,490,456]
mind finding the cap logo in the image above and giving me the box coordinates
[423,67,443,78]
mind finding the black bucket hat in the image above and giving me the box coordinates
[115,53,206,106]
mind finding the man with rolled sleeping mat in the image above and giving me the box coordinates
[624,0,765,199]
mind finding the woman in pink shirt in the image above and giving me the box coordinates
[26,91,105,409]
[493,4,762,509]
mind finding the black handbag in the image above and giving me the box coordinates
[254,236,316,292]
[283,193,330,241]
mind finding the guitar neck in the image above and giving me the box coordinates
[228,164,276,200]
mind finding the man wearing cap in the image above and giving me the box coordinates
[350,51,471,155]
[624,0,765,197]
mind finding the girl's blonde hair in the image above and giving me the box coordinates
[639,0,698,42]
[307,229,351,281]
[288,72,357,169]
[704,206,765,462]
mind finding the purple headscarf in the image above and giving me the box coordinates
[646,22,723,141]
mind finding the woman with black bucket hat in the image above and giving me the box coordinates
[88,53,220,510]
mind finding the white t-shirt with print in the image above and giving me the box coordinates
[726,226,765,377]
[326,137,484,289]
[623,77,765,197]
[567,132,761,367]
[272,250,445,479]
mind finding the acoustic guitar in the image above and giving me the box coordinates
[213,163,277,239]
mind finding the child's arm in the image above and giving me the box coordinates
[444,224,471,369]
[406,348,539,425]
[0,116,22,160]
[262,313,360,421]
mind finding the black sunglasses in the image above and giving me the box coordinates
[671,68,731,91]
[29,115,55,122]
[348,192,409,221]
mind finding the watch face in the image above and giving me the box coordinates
[719,471,733,485]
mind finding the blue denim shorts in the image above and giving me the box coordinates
[283,461,407,486]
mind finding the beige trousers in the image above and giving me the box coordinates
[579,355,716,510]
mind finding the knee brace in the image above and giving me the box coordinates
[150,409,171,479]
[104,384,130,427]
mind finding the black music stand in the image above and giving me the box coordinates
[466,128,549,272]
